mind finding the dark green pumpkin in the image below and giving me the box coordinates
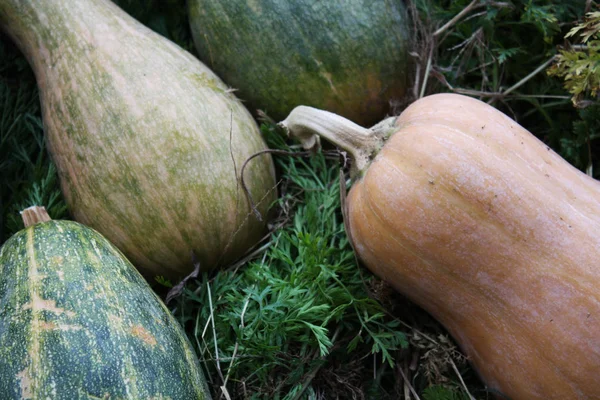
[0,207,210,399]
[188,0,412,126]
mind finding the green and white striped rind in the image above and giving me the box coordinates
[0,219,211,399]
[188,0,411,127]
[0,0,276,280]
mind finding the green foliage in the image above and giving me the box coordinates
[418,0,581,102]
[413,0,600,177]
[154,275,174,288]
[545,10,600,174]
[549,44,600,104]
[2,1,599,398]
[558,104,600,174]
[566,11,600,42]
[422,385,469,400]
[0,39,67,242]
[520,0,560,42]
[548,12,600,106]
[169,124,409,398]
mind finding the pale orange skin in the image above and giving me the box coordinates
[347,94,600,399]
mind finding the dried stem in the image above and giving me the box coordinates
[21,206,51,227]
[240,149,311,221]
[449,357,476,400]
[434,0,480,38]
[279,106,392,176]
[498,56,557,97]
[397,366,421,400]
[432,56,559,103]
[241,147,345,221]
[419,45,434,99]
[207,280,226,386]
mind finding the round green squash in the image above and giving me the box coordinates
[188,0,412,126]
[0,207,211,399]
[0,0,276,280]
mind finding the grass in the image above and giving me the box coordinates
[409,0,595,175]
[166,124,480,398]
[0,39,67,243]
[1,0,599,399]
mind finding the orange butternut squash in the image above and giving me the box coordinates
[280,93,600,399]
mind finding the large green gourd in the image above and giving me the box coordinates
[0,206,211,399]
[0,0,276,280]
[188,0,411,126]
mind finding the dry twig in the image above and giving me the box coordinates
[434,0,480,38]
[397,365,421,400]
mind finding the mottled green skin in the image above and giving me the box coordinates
[0,220,210,399]
[188,0,411,126]
[0,0,276,280]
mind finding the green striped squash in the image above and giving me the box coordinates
[0,0,276,280]
[0,207,211,399]
[188,0,412,126]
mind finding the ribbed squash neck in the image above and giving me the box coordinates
[21,206,52,227]
[279,106,397,176]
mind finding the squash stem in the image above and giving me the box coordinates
[279,106,393,175]
[21,206,52,227]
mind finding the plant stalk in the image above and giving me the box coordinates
[21,206,51,227]
[279,106,394,175]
